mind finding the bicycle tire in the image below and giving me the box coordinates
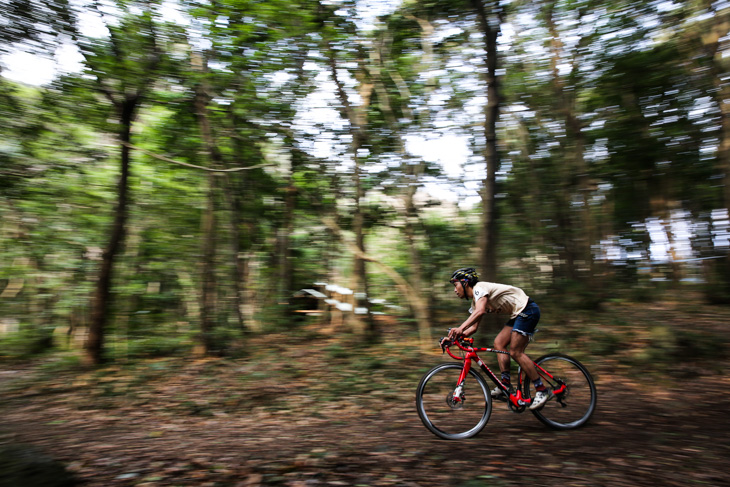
[522,353,597,430]
[415,363,493,440]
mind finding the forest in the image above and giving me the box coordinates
[1,0,730,486]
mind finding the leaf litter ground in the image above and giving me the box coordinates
[1,299,729,486]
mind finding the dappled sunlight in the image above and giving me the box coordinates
[594,208,730,281]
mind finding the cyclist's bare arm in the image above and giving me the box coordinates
[448,296,489,340]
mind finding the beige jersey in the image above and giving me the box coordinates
[469,281,530,319]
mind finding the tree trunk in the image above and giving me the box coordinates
[326,38,376,338]
[708,27,730,212]
[545,0,594,280]
[371,28,432,342]
[323,217,431,348]
[325,173,343,290]
[242,240,261,332]
[227,115,260,332]
[352,143,376,338]
[353,73,377,339]
[280,163,295,302]
[225,175,247,333]
[403,187,432,346]
[86,100,137,365]
[705,6,730,295]
[471,0,502,282]
[193,54,224,354]
[199,172,217,354]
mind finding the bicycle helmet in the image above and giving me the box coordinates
[449,267,479,289]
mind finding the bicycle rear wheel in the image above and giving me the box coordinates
[523,354,597,429]
[415,363,492,440]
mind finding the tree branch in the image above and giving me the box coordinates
[119,141,275,173]
[322,216,432,350]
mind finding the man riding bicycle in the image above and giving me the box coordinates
[447,267,552,410]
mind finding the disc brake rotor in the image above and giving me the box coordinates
[446,390,465,410]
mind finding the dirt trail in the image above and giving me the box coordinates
[4,300,730,486]
[2,357,728,487]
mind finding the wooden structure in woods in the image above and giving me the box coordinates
[292,282,402,332]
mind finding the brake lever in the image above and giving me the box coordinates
[440,328,453,354]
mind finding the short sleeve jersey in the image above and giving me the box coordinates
[469,281,530,319]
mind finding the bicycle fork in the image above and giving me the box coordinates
[448,381,466,409]
[448,360,472,408]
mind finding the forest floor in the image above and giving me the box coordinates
[1,296,730,487]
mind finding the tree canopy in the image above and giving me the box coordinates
[1,0,729,363]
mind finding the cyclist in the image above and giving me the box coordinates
[446,267,552,410]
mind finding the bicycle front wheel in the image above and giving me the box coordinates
[523,354,597,430]
[415,363,492,440]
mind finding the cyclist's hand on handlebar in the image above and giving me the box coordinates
[447,327,462,341]
[440,328,458,352]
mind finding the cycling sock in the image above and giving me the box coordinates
[501,371,511,387]
[533,378,547,392]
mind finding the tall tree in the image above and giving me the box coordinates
[541,0,594,279]
[685,1,730,211]
[80,7,166,364]
[319,1,377,338]
[370,12,435,344]
[181,0,322,335]
[675,0,730,298]
[470,0,504,282]
[191,51,222,354]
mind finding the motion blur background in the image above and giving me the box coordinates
[1,0,729,361]
[2,2,730,485]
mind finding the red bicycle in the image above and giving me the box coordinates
[415,334,597,440]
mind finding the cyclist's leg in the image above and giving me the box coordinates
[509,300,541,381]
[509,332,538,381]
[494,325,513,373]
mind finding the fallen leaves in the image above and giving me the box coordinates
[2,310,730,486]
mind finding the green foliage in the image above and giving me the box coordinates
[587,330,623,356]
[37,354,83,373]
[674,329,728,362]
[703,259,730,305]
[549,279,606,311]
[116,336,193,360]
[0,0,78,53]
[1,0,729,364]
[641,325,727,366]
[325,344,349,360]
[0,326,55,362]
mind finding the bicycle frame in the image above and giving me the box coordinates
[444,338,567,409]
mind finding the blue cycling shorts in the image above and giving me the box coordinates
[505,299,540,337]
